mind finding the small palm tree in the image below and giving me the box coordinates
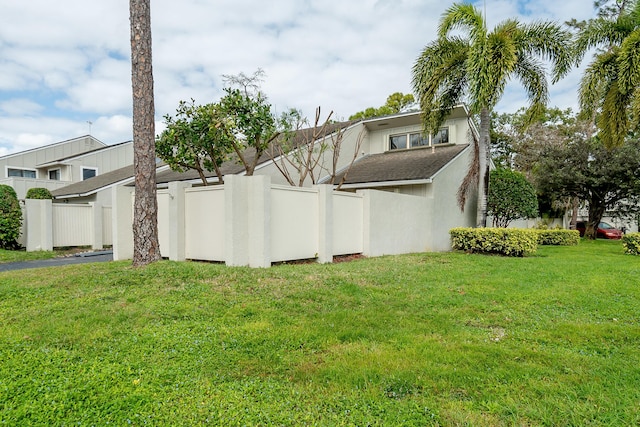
[412,3,571,227]
[574,0,640,148]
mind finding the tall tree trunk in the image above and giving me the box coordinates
[570,197,579,230]
[130,0,161,266]
[477,107,490,228]
[587,197,606,240]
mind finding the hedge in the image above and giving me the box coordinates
[25,187,53,199]
[536,229,580,246]
[0,184,23,249]
[450,227,538,257]
[622,233,640,255]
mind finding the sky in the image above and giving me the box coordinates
[0,0,597,156]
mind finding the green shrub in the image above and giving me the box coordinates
[450,227,538,257]
[536,229,580,246]
[26,187,53,199]
[0,184,23,249]
[487,168,538,228]
[622,233,640,255]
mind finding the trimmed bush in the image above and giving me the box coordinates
[622,233,640,255]
[0,184,23,249]
[26,187,53,199]
[450,227,538,257]
[536,229,580,246]
[487,168,538,228]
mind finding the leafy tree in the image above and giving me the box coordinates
[349,92,415,120]
[25,188,53,200]
[573,0,640,148]
[536,138,640,238]
[0,185,22,249]
[130,0,161,266]
[490,111,519,168]
[157,101,233,185]
[492,107,596,226]
[487,169,538,228]
[218,87,279,176]
[159,70,365,188]
[158,74,279,181]
[411,3,572,227]
[595,0,634,19]
[492,107,593,178]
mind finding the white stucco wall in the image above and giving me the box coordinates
[359,189,430,257]
[429,146,477,251]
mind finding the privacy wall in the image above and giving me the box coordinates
[113,175,431,267]
[23,200,112,251]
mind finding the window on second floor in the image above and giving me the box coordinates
[389,127,449,151]
[48,169,61,180]
[7,168,37,179]
[82,167,97,180]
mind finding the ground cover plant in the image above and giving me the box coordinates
[1,239,638,425]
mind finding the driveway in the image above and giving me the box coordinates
[0,251,113,272]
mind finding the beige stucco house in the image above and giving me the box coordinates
[51,106,478,251]
[0,135,133,200]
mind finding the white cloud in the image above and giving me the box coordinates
[0,99,44,116]
[0,0,601,155]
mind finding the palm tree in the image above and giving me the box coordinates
[412,3,571,227]
[574,0,640,148]
[130,0,161,266]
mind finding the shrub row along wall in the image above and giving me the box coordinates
[536,229,580,246]
[450,228,580,257]
[114,175,431,267]
[450,227,539,257]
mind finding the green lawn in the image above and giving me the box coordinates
[1,240,638,425]
[0,247,100,264]
[0,249,59,263]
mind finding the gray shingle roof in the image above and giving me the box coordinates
[333,144,470,185]
[52,122,468,197]
[51,121,357,197]
[51,164,137,198]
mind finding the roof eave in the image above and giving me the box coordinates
[337,178,433,190]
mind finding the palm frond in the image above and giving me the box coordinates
[457,122,480,211]
[579,51,617,120]
[439,3,486,42]
[617,29,640,93]
[476,29,519,108]
[599,79,632,147]
[412,37,469,133]
[518,21,573,82]
[513,56,549,125]
[630,86,640,132]
[574,19,626,60]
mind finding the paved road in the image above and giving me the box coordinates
[0,251,113,272]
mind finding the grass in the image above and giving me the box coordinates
[0,247,92,264]
[1,239,639,425]
[0,249,58,263]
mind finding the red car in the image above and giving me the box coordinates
[576,221,623,239]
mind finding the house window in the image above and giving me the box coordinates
[48,169,61,180]
[390,135,407,150]
[82,167,97,180]
[389,127,449,151]
[410,133,429,148]
[432,128,449,145]
[7,168,36,178]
